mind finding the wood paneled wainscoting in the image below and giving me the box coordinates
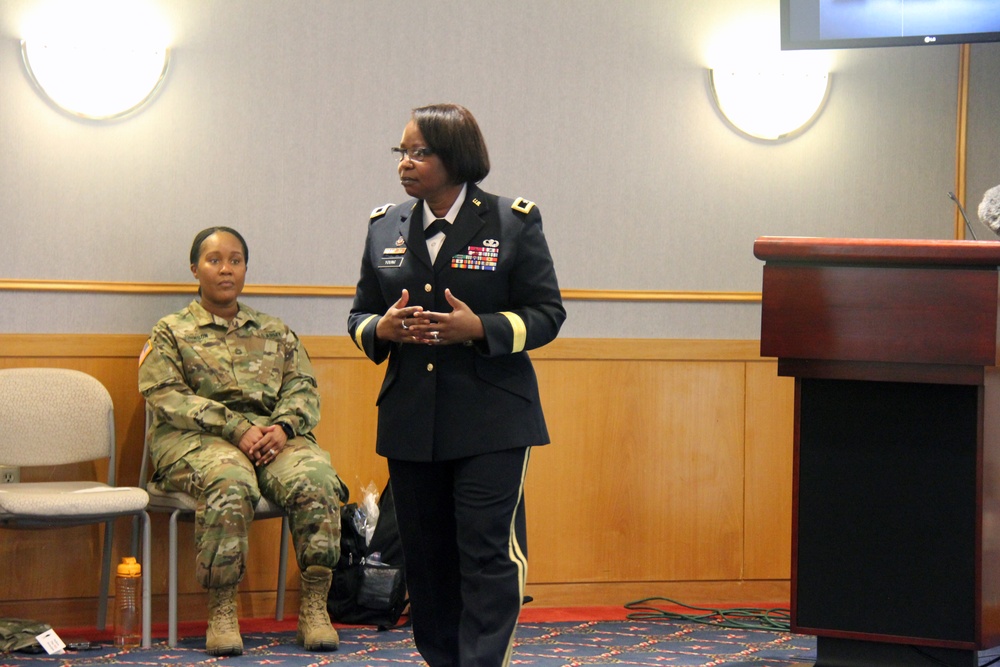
[0,334,792,626]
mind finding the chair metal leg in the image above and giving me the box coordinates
[155,506,290,645]
[130,514,141,563]
[141,511,152,648]
[276,515,289,621]
[169,510,180,648]
[97,518,114,630]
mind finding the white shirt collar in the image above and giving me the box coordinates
[422,183,468,230]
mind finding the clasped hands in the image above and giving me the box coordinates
[380,288,484,346]
[238,424,287,467]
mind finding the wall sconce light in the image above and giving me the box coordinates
[20,1,170,120]
[709,69,831,141]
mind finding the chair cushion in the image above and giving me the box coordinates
[147,483,284,518]
[0,482,149,518]
[146,485,198,511]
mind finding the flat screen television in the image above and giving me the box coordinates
[781,0,1000,50]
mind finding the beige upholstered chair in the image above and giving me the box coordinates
[139,405,289,648]
[0,368,152,648]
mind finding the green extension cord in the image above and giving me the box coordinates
[624,597,791,632]
[624,600,1000,667]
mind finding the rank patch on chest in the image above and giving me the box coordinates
[451,245,498,271]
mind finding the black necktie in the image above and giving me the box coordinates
[424,218,449,238]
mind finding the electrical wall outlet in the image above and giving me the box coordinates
[0,466,20,484]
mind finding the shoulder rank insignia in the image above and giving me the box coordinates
[370,203,393,221]
[511,197,535,214]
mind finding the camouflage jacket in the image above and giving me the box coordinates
[139,300,321,471]
[0,618,51,653]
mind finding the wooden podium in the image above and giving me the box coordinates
[754,237,1000,667]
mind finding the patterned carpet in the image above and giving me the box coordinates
[0,618,818,666]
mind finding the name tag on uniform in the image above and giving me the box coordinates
[378,247,406,269]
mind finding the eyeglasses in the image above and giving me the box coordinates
[391,146,434,163]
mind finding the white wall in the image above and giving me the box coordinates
[0,1,998,337]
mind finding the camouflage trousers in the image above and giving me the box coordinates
[155,436,348,589]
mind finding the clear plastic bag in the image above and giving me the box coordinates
[352,481,381,548]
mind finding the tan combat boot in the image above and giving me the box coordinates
[206,585,243,656]
[297,565,339,651]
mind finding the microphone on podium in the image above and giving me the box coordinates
[948,191,978,240]
[978,184,1000,236]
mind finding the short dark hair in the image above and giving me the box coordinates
[189,227,249,266]
[412,103,490,185]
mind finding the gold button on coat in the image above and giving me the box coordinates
[426,363,434,372]
[424,284,432,292]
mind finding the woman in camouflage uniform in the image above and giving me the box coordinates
[139,227,348,656]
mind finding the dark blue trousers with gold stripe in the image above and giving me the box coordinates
[388,447,530,667]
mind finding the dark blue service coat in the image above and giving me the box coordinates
[348,184,565,462]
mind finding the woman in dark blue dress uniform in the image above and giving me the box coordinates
[348,103,565,667]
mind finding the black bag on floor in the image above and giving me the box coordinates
[328,480,407,630]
